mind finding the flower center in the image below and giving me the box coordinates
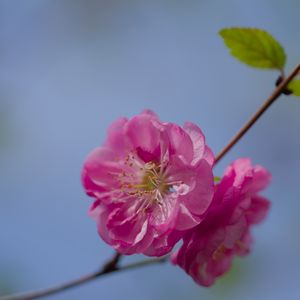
[113,152,182,210]
[116,153,172,206]
[140,162,169,195]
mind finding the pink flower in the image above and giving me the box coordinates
[82,110,214,256]
[172,158,271,286]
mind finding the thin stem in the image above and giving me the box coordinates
[3,63,300,300]
[0,257,167,300]
[215,63,300,163]
[101,251,121,272]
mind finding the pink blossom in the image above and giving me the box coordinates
[82,110,214,256]
[172,158,271,286]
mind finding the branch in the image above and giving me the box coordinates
[2,63,300,300]
[215,63,300,163]
[0,257,168,300]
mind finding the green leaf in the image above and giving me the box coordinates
[288,79,300,96]
[219,27,286,70]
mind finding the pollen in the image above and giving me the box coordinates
[114,152,173,206]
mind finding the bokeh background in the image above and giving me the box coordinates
[1,1,300,299]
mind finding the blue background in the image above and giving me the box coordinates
[1,1,300,299]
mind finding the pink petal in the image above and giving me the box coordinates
[246,196,270,225]
[125,113,160,156]
[166,123,194,164]
[179,160,214,216]
[183,122,214,166]
[105,117,131,155]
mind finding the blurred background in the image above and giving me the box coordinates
[0,0,300,299]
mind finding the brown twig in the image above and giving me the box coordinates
[215,63,300,163]
[2,63,300,300]
[0,256,167,300]
[101,251,121,273]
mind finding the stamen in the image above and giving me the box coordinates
[110,152,182,211]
